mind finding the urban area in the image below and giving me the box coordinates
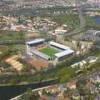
[0,0,100,100]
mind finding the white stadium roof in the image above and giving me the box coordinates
[55,49,74,58]
[50,41,74,58]
[50,41,70,50]
[26,38,45,45]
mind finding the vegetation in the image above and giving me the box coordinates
[85,16,100,29]
[0,54,99,85]
[19,88,40,100]
[52,14,80,29]
[0,61,11,68]
[0,30,26,41]
[40,47,58,57]
[57,67,75,83]
[0,45,25,60]
[0,45,25,70]
[0,12,100,86]
[52,14,100,32]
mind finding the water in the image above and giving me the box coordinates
[93,16,100,25]
[0,79,58,100]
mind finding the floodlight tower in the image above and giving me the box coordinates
[75,0,86,28]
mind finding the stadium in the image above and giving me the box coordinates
[26,38,74,67]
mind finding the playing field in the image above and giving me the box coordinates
[40,47,58,57]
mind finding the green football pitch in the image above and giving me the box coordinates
[40,47,58,57]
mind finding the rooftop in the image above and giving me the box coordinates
[50,41,70,50]
[26,38,45,45]
[55,49,74,58]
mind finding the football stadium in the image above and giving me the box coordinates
[26,38,74,67]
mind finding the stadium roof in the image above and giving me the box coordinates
[26,38,45,45]
[50,41,70,50]
[55,49,74,58]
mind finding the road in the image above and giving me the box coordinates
[65,28,85,37]
[0,40,25,45]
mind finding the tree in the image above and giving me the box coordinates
[57,67,75,83]
[19,88,34,100]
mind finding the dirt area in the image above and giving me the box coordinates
[0,46,8,52]
[26,32,40,39]
[5,55,23,71]
[24,57,49,71]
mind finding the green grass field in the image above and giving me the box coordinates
[40,47,58,57]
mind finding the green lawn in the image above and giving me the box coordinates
[40,47,58,57]
[0,30,25,41]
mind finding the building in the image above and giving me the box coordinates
[26,38,74,66]
[80,30,100,41]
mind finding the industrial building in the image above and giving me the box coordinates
[81,30,100,41]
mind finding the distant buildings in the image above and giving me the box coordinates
[0,0,76,11]
[80,30,100,41]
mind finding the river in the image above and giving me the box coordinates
[0,79,58,100]
[93,16,100,25]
